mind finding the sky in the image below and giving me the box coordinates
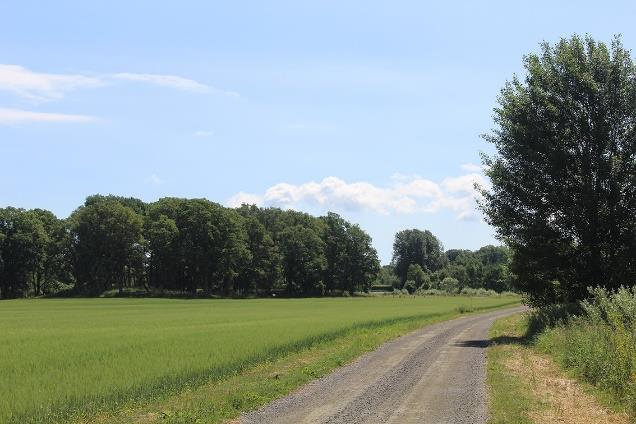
[2,1,635,263]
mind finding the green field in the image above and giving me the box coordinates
[1,296,518,423]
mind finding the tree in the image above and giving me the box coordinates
[391,229,446,283]
[146,198,250,295]
[236,216,282,294]
[279,225,326,295]
[344,224,380,293]
[321,213,349,292]
[374,265,401,289]
[481,35,636,305]
[0,208,48,298]
[26,209,71,296]
[145,213,178,291]
[440,277,460,294]
[406,264,430,290]
[70,199,144,294]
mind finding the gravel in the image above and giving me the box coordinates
[240,306,526,424]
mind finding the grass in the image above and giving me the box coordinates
[487,312,631,423]
[487,313,537,424]
[0,296,519,423]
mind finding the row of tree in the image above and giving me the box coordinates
[0,196,380,298]
[376,229,513,293]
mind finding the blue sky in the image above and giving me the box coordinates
[2,1,635,263]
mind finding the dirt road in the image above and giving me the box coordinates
[241,306,526,424]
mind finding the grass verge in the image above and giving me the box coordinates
[83,302,518,424]
[487,313,630,424]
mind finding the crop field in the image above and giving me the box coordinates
[0,296,519,423]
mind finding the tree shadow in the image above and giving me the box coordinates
[454,339,491,348]
[490,334,529,346]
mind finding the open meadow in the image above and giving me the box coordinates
[0,296,518,423]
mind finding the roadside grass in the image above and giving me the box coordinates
[0,296,519,423]
[487,313,631,424]
[487,313,537,424]
[534,287,636,417]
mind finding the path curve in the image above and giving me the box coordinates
[241,305,526,424]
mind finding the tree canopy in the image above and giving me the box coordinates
[481,35,636,305]
[0,197,381,299]
[392,229,446,283]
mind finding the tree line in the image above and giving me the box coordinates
[377,229,513,294]
[0,194,515,299]
[0,196,380,298]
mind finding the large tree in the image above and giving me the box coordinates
[481,35,636,305]
[0,208,48,298]
[279,225,326,295]
[70,199,145,294]
[146,198,251,295]
[391,229,446,283]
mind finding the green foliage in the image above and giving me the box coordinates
[535,286,636,415]
[0,207,69,298]
[374,265,400,289]
[403,280,418,294]
[481,34,636,305]
[440,276,460,294]
[70,198,145,294]
[406,263,430,290]
[1,196,382,298]
[384,229,513,294]
[279,225,326,295]
[392,229,446,283]
[0,296,519,423]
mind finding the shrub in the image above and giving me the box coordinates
[403,280,418,294]
[440,277,460,294]
[536,286,636,414]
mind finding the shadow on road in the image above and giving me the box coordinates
[453,339,492,348]
[454,334,529,349]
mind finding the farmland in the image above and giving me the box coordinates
[0,296,518,423]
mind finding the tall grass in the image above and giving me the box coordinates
[0,296,518,423]
[536,286,636,414]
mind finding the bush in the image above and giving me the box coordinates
[403,280,418,294]
[536,286,636,414]
[460,287,499,297]
[440,277,460,294]
[416,288,445,296]
[406,264,431,290]
[456,304,475,314]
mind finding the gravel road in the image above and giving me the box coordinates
[240,306,526,424]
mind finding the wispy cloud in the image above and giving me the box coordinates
[0,64,102,102]
[0,107,97,124]
[146,174,164,185]
[112,73,238,96]
[193,130,214,137]
[227,168,488,221]
[0,64,238,103]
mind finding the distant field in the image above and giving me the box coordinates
[0,296,519,423]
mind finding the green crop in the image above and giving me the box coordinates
[0,296,518,423]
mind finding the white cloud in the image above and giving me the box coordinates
[441,173,486,194]
[193,130,214,137]
[0,64,102,102]
[112,73,238,96]
[227,171,489,221]
[146,174,164,185]
[227,192,264,207]
[0,107,97,124]
[0,64,238,103]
